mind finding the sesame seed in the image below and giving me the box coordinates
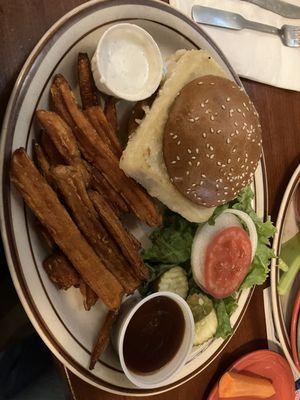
[201,103,205,108]
[210,154,215,159]
[221,105,226,110]
[235,129,239,134]
[234,122,238,127]
[202,133,207,138]
[196,148,199,154]
[242,112,246,117]
[230,133,235,137]
[217,199,221,203]
[173,135,178,139]
[217,129,222,134]
[210,115,214,121]
[193,193,197,197]
[241,165,244,169]
[201,174,206,178]
[210,128,214,133]
[188,118,195,122]
[226,138,230,144]
[177,140,181,145]
[232,147,237,153]
[198,81,203,85]
[171,161,176,164]
[206,143,210,149]
[194,117,200,121]
[191,156,196,160]
[170,178,174,182]
[224,192,228,195]
[192,183,196,187]
[176,155,180,160]
[169,132,174,136]
[206,154,210,158]
[205,99,209,104]
[186,171,190,175]
[209,145,214,151]
[217,161,222,166]
[210,82,215,85]
[227,158,231,164]
[187,149,192,154]
[243,102,246,107]
[226,97,230,102]
[188,161,192,166]
[197,161,200,167]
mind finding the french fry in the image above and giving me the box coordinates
[10,149,123,311]
[40,130,64,165]
[43,252,80,290]
[51,164,139,293]
[89,164,128,215]
[36,110,81,163]
[55,75,162,228]
[89,191,148,281]
[33,140,56,187]
[51,81,76,129]
[77,53,98,109]
[89,311,118,370]
[127,94,156,135]
[79,280,98,311]
[104,97,118,136]
[85,105,122,158]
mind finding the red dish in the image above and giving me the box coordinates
[290,290,300,371]
[208,350,294,400]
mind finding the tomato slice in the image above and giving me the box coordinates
[204,226,252,299]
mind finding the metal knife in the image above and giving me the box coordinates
[241,0,300,19]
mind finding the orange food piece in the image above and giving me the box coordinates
[218,371,276,399]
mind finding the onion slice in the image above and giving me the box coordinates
[224,209,258,260]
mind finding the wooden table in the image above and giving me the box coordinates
[1,1,299,399]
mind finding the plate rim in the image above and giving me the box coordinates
[0,0,268,395]
[271,163,300,379]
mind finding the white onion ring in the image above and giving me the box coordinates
[224,209,258,260]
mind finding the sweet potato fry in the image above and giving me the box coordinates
[51,81,75,129]
[84,106,122,158]
[43,252,80,290]
[127,94,156,135]
[89,191,148,280]
[78,53,98,109]
[33,140,56,187]
[104,97,118,136]
[40,130,64,165]
[10,149,123,310]
[51,165,139,293]
[89,311,118,370]
[79,280,98,311]
[55,75,162,227]
[89,165,128,215]
[36,110,81,163]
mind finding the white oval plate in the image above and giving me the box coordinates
[271,164,300,379]
[0,0,267,395]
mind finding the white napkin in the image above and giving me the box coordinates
[170,0,300,91]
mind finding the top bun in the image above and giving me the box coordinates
[163,75,262,207]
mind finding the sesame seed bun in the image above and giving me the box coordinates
[163,75,262,207]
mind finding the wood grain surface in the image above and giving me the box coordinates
[1,1,300,399]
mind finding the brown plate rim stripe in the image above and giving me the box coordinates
[0,0,267,395]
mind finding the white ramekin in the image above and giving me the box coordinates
[111,291,194,388]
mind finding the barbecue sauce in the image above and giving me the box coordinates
[123,296,185,374]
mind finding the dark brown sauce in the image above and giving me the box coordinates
[123,296,185,374]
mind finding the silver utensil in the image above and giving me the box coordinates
[242,0,300,19]
[192,5,300,47]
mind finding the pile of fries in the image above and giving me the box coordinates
[10,53,162,369]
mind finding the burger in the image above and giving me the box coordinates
[120,49,262,223]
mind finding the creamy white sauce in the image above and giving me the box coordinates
[103,38,149,93]
[94,24,162,101]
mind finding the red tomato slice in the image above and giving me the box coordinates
[204,226,252,298]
